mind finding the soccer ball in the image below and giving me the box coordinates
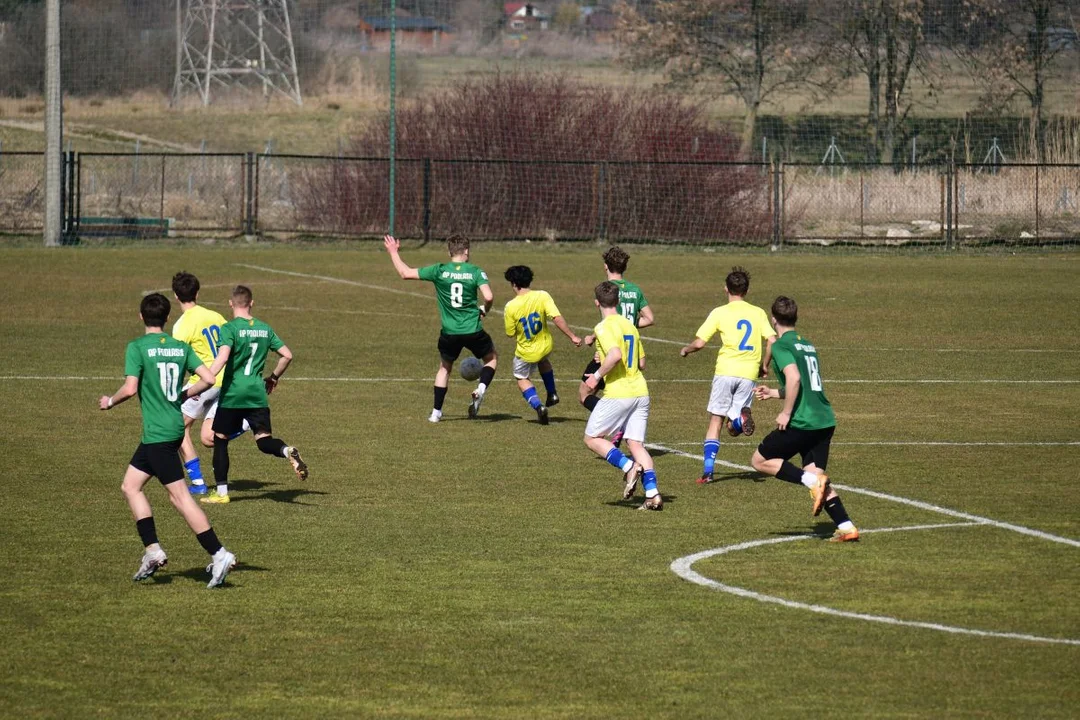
[460,357,483,381]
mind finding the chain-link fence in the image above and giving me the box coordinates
[4,151,1080,248]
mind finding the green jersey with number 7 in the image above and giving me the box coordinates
[218,316,285,409]
[418,261,490,335]
[768,330,836,430]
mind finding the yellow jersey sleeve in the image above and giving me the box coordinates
[503,300,517,337]
[541,291,561,320]
[695,307,722,342]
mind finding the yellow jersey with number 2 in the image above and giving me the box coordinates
[593,313,648,399]
[504,290,562,364]
[695,300,775,380]
[172,304,227,387]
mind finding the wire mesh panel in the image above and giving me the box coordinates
[953,164,1080,246]
[1036,166,1080,242]
[0,152,45,234]
[78,153,244,236]
[783,164,946,247]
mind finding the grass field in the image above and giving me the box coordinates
[1,244,1078,717]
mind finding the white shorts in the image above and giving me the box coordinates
[707,375,756,420]
[513,354,549,380]
[585,395,650,442]
[180,384,221,421]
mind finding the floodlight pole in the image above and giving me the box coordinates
[44,0,62,246]
[388,0,397,236]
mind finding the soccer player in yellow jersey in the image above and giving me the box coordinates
[680,267,776,484]
[583,281,662,510]
[171,272,235,496]
[503,266,582,425]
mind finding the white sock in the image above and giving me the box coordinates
[191,479,206,486]
[619,458,634,473]
[241,418,251,432]
[800,472,818,489]
[837,521,855,532]
[644,488,659,499]
[281,445,292,458]
[476,383,487,396]
[217,485,228,497]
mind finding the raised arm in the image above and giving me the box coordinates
[384,234,420,280]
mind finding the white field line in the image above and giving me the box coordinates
[666,440,1080,447]
[142,280,319,296]
[670,522,1080,646]
[644,442,1080,549]
[820,347,1077,354]
[200,301,426,319]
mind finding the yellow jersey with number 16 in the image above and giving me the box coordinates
[504,290,562,364]
[593,313,648,399]
[172,304,227,387]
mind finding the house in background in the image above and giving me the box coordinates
[504,3,551,33]
[358,15,453,50]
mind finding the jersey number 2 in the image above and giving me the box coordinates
[736,320,754,351]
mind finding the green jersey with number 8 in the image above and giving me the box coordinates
[418,262,490,335]
[218,317,285,409]
[124,333,203,443]
[769,330,835,430]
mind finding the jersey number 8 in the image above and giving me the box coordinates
[449,282,464,308]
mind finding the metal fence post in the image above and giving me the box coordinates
[595,161,608,240]
[244,152,256,237]
[159,155,167,222]
[422,157,432,243]
[944,159,954,250]
[771,161,783,250]
[1034,163,1040,239]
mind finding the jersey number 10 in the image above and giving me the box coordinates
[157,362,180,402]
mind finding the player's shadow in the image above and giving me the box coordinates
[229,483,328,505]
[532,415,582,425]
[228,479,271,492]
[606,493,677,510]
[172,561,272,586]
[443,413,520,423]
[702,471,767,484]
[771,522,835,539]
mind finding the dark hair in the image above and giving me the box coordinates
[447,234,470,256]
[231,285,253,308]
[141,293,171,327]
[771,296,798,326]
[603,246,629,274]
[595,280,620,308]
[504,265,533,289]
[726,266,750,296]
[171,271,200,303]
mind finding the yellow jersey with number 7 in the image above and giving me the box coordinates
[172,304,227,387]
[593,313,648,399]
[694,300,775,380]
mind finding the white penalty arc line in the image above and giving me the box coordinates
[670,522,1080,646]
[644,443,1080,549]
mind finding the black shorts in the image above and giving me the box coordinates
[438,330,495,363]
[129,439,185,485]
[757,426,836,471]
[581,358,607,391]
[213,406,272,437]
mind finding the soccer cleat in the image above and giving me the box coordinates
[639,495,664,511]
[811,471,830,517]
[468,389,484,419]
[622,463,643,500]
[536,405,549,425]
[545,393,560,408]
[288,447,308,481]
[696,471,714,485]
[611,429,624,448]
[132,547,168,581]
[428,410,442,423]
[206,550,236,589]
[201,493,231,504]
[831,527,860,543]
[188,482,208,496]
[739,407,755,437]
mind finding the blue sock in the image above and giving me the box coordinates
[642,469,658,495]
[184,458,204,483]
[604,447,633,473]
[523,387,542,410]
[703,440,720,475]
[730,416,743,434]
[540,370,556,396]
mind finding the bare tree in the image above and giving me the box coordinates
[615,0,832,158]
[953,0,1073,161]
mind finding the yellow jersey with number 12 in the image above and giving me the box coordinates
[503,289,562,363]
[695,300,775,380]
[172,304,227,387]
[593,313,648,399]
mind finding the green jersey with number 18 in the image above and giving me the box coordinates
[769,330,836,430]
[611,278,649,327]
[218,317,285,409]
[418,262,489,335]
[124,333,203,443]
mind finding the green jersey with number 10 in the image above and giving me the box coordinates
[611,278,649,327]
[418,262,489,335]
[769,330,836,430]
[218,317,285,409]
[124,333,203,443]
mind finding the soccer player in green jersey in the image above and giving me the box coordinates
[384,233,498,422]
[580,246,655,445]
[751,296,859,542]
[98,293,236,587]
[202,285,307,504]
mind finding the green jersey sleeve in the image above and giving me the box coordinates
[418,264,438,282]
[218,321,236,349]
[124,341,142,378]
[771,343,796,376]
[269,328,284,352]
